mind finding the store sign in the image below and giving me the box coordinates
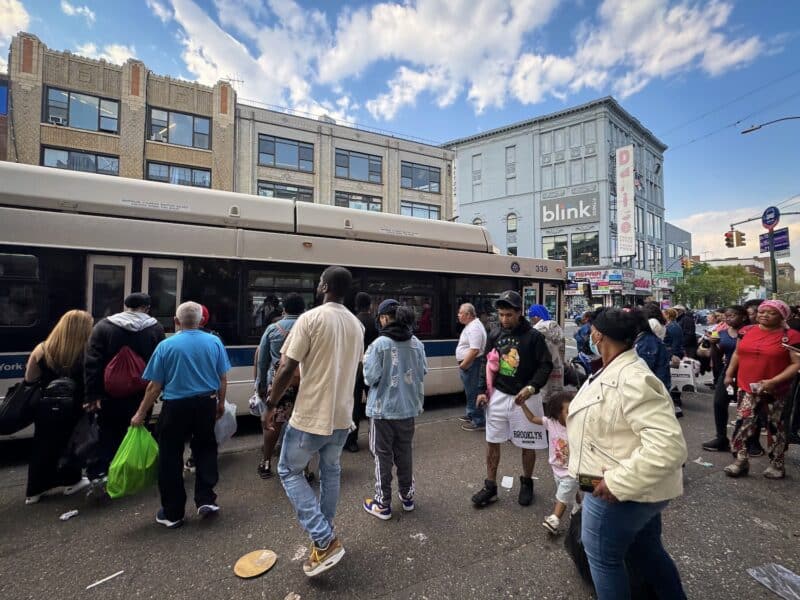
[616,145,635,256]
[568,269,635,296]
[540,193,599,227]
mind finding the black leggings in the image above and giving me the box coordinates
[712,371,732,439]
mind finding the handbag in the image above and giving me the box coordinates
[59,412,100,471]
[0,381,41,435]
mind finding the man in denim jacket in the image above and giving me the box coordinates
[361,299,428,520]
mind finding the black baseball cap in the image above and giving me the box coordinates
[124,292,151,309]
[495,290,522,310]
[377,299,400,315]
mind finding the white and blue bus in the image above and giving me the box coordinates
[0,162,565,436]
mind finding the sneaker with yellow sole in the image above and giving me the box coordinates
[363,498,392,520]
[303,537,345,577]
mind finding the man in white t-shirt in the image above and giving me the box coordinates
[267,266,364,578]
[456,303,487,431]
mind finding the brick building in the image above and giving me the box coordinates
[5,33,235,190]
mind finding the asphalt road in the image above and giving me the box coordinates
[1,385,799,599]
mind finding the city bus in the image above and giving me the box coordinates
[0,162,566,437]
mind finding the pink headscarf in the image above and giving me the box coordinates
[760,299,790,321]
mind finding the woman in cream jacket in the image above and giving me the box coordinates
[567,308,688,600]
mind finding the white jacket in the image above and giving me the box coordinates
[567,349,687,503]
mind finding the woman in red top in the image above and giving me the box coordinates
[723,299,800,479]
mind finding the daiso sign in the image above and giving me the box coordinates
[540,193,599,227]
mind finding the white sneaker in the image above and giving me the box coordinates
[25,495,41,505]
[197,504,220,518]
[542,514,560,534]
[64,477,91,496]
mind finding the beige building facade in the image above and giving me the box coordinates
[6,33,235,190]
[236,104,454,219]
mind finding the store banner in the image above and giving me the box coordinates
[616,145,635,257]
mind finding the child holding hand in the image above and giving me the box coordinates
[520,390,580,534]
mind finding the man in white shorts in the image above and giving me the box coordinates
[471,291,553,508]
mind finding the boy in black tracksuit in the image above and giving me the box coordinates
[471,291,553,508]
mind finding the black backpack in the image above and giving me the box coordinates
[39,376,77,420]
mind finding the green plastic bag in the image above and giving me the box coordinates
[106,426,159,499]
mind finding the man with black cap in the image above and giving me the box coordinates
[471,290,553,508]
[84,292,165,486]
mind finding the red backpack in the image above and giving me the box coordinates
[103,346,147,399]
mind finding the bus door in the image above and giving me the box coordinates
[86,255,132,320]
[522,285,537,317]
[142,258,183,332]
[542,282,561,324]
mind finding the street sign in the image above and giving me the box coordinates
[653,271,683,278]
[762,206,780,230]
[759,227,789,253]
[776,249,791,258]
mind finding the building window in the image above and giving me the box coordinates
[584,121,596,144]
[42,147,119,176]
[636,206,645,234]
[335,149,382,183]
[571,232,599,266]
[542,235,568,261]
[44,87,119,133]
[335,191,381,212]
[541,165,553,190]
[637,240,647,269]
[148,108,210,149]
[473,182,482,201]
[669,243,675,258]
[257,181,313,203]
[401,161,441,193]
[541,132,552,154]
[507,246,518,256]
[401,200,440,220]
[570,160,582,185]
[147,162,210,188]
[507,213,518,232]
[555,163,566,187]
[258,134,313,172]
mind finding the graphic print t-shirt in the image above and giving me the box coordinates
[542,416,570,478]
[497,332,522,378]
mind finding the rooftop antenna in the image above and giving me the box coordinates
[223,73,244,90]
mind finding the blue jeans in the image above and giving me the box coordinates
[278,424,349,547]
[459,361,484,426]
[582,494,686,600]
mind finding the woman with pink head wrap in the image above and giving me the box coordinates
[723,299,800,479]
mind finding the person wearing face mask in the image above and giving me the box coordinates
[567,308,688,600]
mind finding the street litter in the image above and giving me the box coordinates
[86,570,124,589]
[747,563,800,600]
[284,593,301,600]
[410,533,428,542]
[59,509,79,521]
[692,456,713,468]
[501,476,514,489]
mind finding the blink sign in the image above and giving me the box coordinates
[540,193,599,227]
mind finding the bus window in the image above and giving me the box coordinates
[363,272,438,338]
[143,259,183,332]
[0,284,38,326]
[87,255,132,320]
[454,276,514,332]
[245,269,316,339]
[182,258,239,342]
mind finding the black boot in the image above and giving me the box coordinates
[701,437,730,452]
[518,476,534,506]
[471,479,498,508]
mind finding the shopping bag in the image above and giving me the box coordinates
[0,381,41,435]
[215,400,238,446]
[59,412,100,471]
[106,426,159,499]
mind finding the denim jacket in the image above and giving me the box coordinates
[363,334,428,419]
[635,331,671,391]
[256,316,297,393]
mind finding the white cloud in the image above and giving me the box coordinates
[146,0,172,23]
[60,0,96,26]
[76,42,136,64]
[0,0,30,72]
[142,0,769,123]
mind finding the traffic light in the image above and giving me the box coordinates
[684,257,694,270]
[735,230,746,247]
[724,231,734,248]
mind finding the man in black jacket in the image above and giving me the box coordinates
[345,292,379,452]
[84,293,165,484]
[471,291,553,508]
[674,305,697,359]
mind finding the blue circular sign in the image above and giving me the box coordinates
[762,206,780,230]
[510,261,521,273]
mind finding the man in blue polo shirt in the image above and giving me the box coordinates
[131,301,231,529]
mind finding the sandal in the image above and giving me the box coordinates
[724,458,749,478]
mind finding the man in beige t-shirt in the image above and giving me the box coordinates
[267,266,364,578]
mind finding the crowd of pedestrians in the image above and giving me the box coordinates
[17,268,800,596]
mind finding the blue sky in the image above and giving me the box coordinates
[2,0,800,264]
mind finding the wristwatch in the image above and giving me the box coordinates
[525,385,536,395]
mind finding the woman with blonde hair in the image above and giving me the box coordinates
[23,309,94,504]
